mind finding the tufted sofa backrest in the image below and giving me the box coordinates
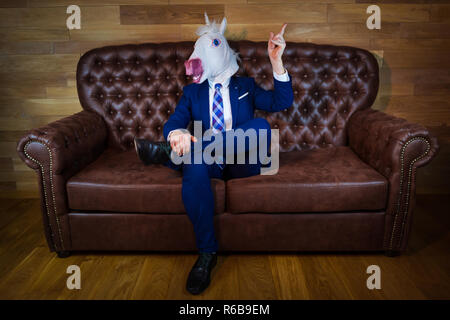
[77,40,379,152]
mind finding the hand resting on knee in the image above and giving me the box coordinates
[168,129,197,156]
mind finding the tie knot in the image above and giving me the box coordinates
[214,83,222,91]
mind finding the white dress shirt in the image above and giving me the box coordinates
[168,69,290,140]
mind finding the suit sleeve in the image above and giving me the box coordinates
[250,73,294,113]
[163,86,192,141]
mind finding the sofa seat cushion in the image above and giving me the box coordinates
[66,148,225,214]
[226,146,387,213]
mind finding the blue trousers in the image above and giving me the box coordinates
[164,118,271,253]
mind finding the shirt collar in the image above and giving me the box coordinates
[208,76,230,89]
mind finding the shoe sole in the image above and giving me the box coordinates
[134,137,138,154]
[134,138,151,166]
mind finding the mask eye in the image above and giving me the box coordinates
[212,38,221,47]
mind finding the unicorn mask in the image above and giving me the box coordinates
[184,12,240,84]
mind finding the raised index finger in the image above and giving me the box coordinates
[278,23,287,36]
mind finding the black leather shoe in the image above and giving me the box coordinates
[186,252,217,295]
[134,137,171,165]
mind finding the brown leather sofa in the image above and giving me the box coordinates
[17,41,439,258]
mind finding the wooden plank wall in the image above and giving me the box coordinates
[0,0,448,198]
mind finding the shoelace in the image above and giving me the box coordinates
[196,254,213,269]
[158,141,172,156]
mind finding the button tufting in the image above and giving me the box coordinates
[76,42,381,154]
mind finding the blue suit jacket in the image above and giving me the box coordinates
[163,75,294,140]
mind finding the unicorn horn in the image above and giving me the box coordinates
[204,11,210,25]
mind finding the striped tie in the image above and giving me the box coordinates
[212,83,225,133]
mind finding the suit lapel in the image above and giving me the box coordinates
[199,80,210,131]
[229,76,239,129]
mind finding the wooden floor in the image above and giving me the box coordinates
[0,194,448,300]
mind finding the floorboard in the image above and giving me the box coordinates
[0,194,448,299]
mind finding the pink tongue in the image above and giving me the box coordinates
[185,58,202,76]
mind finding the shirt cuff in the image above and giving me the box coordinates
[167,129,186,142]
[273,68,290,82]
[167,130,174,142]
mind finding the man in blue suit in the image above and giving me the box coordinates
[134,16,293,295]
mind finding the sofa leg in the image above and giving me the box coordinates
[384,250,401,257]
[57,251,71,258]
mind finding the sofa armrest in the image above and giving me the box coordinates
[347,108,439,252]
[16,110,107,252]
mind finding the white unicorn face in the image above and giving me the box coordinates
[184,13,240,84]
